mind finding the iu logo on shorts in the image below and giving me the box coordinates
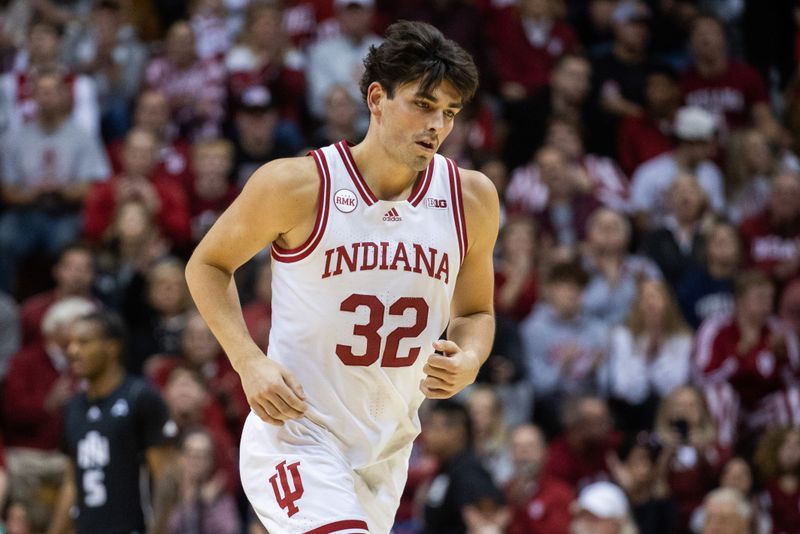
[269,460,304,517]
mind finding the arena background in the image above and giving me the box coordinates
[1,0,799,533]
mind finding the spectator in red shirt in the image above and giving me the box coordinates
[494,216,538,322]
[187,138,238,243]
[83,128,192,249]
[106,89,192,187]
[682,15,783,143]
[543,395,620,490]
[754,426,800,534]
[617,64,679,176]
[19,243,95,348]
[491,0,579,101]
[3,297,95,451]
[695,271,800,420]
[225,1,306,123]
[506,423,575,534]
[739,171,800,283]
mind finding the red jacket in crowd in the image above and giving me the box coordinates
[83,174,192,247]
[617,114,674,176]
[681,61,769,133]
[694,314,800,411]
[19,290,58,348]
[740,209,800,281]
[491,10,579,95]
[505,476,575,534]
[542,433,620,490]
[2,343,74,450]
[763,478,800,534]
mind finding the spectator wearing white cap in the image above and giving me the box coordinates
[570,481,639,534]
[630,106,725,230]
[305,0,381,120]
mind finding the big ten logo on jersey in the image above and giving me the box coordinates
[426,197,448,209]
[78,431,110,507]
[270,460,304,518]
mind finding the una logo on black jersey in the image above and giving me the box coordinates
[111,399,129,417]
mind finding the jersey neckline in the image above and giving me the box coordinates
[336,140,434,207]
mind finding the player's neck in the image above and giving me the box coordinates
[87,364,125,400]
[350,137,420,201]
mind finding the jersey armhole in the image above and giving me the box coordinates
[271,149,332,263]
[446,158,468,264]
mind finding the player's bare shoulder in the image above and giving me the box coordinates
[191,155,322,271]
[457,168,500,252]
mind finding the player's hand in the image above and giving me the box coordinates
[238,351,307,425]
[420,340,480,399]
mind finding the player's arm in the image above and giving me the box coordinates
[421,169,500,399]
[185,157,319,425]
[47,460,76,534]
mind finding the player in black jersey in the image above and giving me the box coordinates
[48,311,176,534]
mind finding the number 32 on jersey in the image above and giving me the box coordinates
[336,294,429,368]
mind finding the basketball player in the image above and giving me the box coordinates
[186,21,499,534]
[48,312,176,534]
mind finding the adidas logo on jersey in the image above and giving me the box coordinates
[383,208,402,222]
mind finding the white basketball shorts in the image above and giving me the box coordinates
[240,412,412,534]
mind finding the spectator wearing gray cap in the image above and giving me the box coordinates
[570,481,639,534]
[630,106,725,231]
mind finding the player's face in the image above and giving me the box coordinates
[373,79,463,172]
[66,320,113,379]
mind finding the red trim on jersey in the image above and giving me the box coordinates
[453,163,469,256]
[336,141,377,205]
[271,149,331,262]
[304,519,370,534]
[447,158,466,263]
[408,158,435,207]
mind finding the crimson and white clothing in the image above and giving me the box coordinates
[681,61,769,135]
[505,155,630,215]
[694,314,800,441]
[0,70,99,136]
[740,209,800,280]
[505,477,575,534]
[240,141,469,533]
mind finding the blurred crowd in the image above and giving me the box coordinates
[1,0,800,533]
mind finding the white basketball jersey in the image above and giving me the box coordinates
[267,141,467,468]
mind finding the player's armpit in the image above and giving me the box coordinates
[146,445,176,481]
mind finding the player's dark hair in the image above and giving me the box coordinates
[546,261,590,288]
[78,310,127,344]
[360,20,479,105]
[429,398,473,447]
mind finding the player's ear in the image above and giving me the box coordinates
[367,82,385,117]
